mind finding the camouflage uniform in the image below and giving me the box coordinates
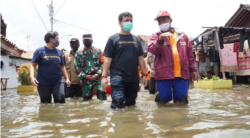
[74,34,106,100]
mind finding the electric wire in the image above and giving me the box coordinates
[54,19,109,37]
[54,0,66,16]
[31,0,49,31]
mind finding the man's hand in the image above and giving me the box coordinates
[159,32,173,40]
[93,74,99,79]
[101,77,108,90]
[150,70,155,77]
[31,77,39,86]
[66,79,71,87]
[85,75,96,81]
[191,72,200,82]
[143,76,148,87]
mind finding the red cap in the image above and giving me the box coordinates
[154,10,171,21]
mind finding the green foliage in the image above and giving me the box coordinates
[212,75,220,81]
[16,64,38,85]
[202,77,208,81]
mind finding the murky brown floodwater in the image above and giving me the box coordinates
[1,84,250,138]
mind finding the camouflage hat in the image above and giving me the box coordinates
[82,34,92,40]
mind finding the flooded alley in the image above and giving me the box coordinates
[1,85,250,138]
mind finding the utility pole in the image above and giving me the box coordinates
[26,35,30,58]
[48,0,54,31]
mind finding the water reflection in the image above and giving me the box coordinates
[1,85,250,137]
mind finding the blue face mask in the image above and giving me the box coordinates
[52,39,60,47]
[122,22,133,32]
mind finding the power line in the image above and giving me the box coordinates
[31,0,49,31]
[9,24,41,35]
[13,26,41,37]
[54,19,109,37]
[54,0,66,16]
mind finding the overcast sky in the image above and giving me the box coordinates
[0,0,249,52]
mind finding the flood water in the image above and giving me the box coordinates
[1,85,250,138]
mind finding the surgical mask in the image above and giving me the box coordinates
[52,39,60,47]
[122,22,133,32]
[84,41,92,48]
[159,22,171,32]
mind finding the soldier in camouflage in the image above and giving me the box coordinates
[74,34,107,100]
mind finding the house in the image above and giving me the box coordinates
[190,4,250,83]
[1,13,31,89]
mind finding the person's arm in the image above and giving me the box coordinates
[101,38,114,89]
[102,57,112,77]
[29,49,41,86]
[60,66,69,80]
[30,63,39,86]
[137,36,148,87]
[60,66,71,86]
[139,56,147,75]
[139,56,148,87]
[148,33,164,56]
[59,52,71,87]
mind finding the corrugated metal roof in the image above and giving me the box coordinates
[1,34,26,53]
[225,4,250,27]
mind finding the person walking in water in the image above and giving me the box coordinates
[30,31,71,103]
[74,34,107,100]
[63,38,82,98]
[148,10,199,105]
[101,12,148,109]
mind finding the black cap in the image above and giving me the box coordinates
[69,38,79,43]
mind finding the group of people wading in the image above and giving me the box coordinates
[30,11,199,109]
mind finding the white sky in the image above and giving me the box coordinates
[0,0,249,52]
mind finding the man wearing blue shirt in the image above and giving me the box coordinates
[30,31,71,103]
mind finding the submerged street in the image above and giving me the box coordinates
[1,85,250,138]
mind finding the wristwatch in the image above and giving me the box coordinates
[143,73,148,76]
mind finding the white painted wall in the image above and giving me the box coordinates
[1,56,31,88]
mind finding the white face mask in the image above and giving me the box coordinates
[159,22,170,32]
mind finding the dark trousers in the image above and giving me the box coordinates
[110,80,139,109]
[64,83,82,98]
[37,83,65,103]
[149,77,157,94]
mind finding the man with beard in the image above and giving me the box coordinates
[74,34,107,100]
[63,38,82,98]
